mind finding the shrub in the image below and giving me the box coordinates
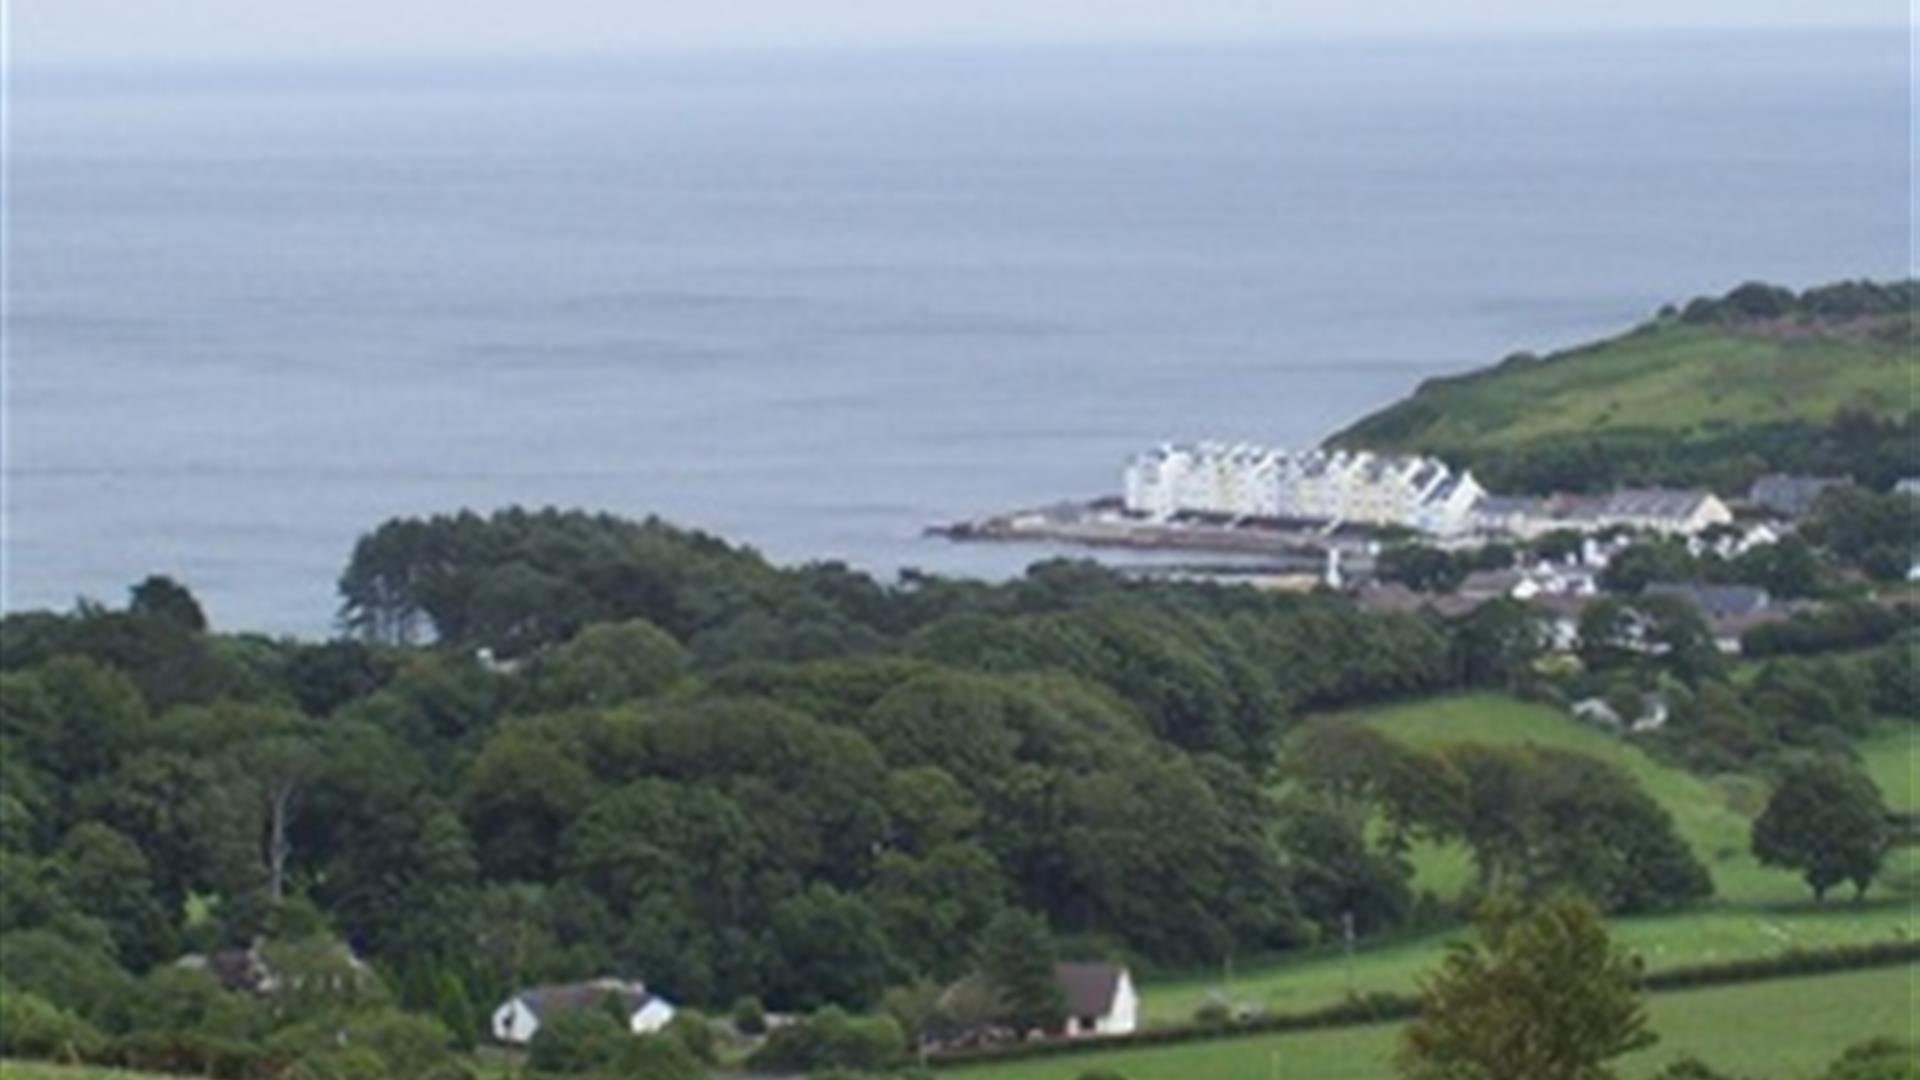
[601,1033,704,1080]
[745,1006,907,1073]
[0,984,106,1061]
[731,994,768,1035]
[1192,999,1232,1027]
[662,1008,716,1063]
[1816,1038,1920,1080]
[527,1008,628,1073]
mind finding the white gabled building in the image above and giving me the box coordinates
[1122,443,1483,536]
[491,978,675,1045]
[1055,962,1138,1038]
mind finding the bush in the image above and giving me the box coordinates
[0,984,106,1061]
[527,1008,629,1073]
[344,1009,457,1076]
[731,994,768,1035]
[1816,1037,1920,1080]
[745,1007,907,1073]
[106,1031,284,1079]
[662,1008,716,1063]
[1192,999,1232,1027]
[600,1033,704,1080]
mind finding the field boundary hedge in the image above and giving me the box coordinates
[927,937,1920,1069]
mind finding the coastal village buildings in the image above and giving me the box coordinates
[1747,474,1850,519]
[1123,444,1485,535]
[1470,489,1734,539]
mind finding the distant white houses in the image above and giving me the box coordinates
[492,978,675,1045]
[1471,489,1734,539]
[1123,444,1485,536]
[1054,963,1138,1038]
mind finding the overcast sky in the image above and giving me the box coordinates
[14,0,1907,65]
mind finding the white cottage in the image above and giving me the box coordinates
[1055,962,1138,1038]
[491,978,675,1045]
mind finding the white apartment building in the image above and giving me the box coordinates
[1123,443,1485,535]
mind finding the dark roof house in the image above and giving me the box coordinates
[1748,474,1850,518]
[1643,582,1772,619]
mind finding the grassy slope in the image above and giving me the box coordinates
[1857,725,1918,814]
[1330,320,1909,454]
[951,964,1920,1080]
[1142,694,1919,1025]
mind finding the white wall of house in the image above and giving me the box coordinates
[492,999,540,1045]
[1096,970,1139,1036]
[491,994,676,1044]
[629,998,676,1034]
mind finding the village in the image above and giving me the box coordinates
[936,443,1917,724]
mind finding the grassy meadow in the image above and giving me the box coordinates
[1141,694,1919,1025]
[950,964,1920,1080]
[1857,725,1918,814]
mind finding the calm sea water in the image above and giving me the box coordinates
[5,31,1910,636]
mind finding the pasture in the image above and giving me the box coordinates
[955,963,1919,1080]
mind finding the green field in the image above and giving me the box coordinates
[1857,725,1918,814]
[1331,319,1909,455]
[950,964,1919,1080]
[1141,694,1919,1025]
[0,1060,167,1068]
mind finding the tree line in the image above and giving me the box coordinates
[0,506,1895,1077]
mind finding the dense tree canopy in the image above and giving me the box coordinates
[0,506,1755,1077]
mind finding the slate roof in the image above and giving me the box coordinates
[1054,963,1125,1019]
[1749,474,1849,517]
[1643,582,1772,618]
[517,979,656,1019]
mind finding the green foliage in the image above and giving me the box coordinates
[522,618,688,710]
[601,1032,705,1080]
[1398,895,1655,1080]
[744,1006,907,1073]
[1814,1038,1920,1080]
[527,1008,628,1074]
[0,984,107,1061]
[1436,743,1711,914]
[729,995,767,1035]
[1751,759,1889,901]
[978,909,1067,1035]
[126,577,208,634]
[1378,545,1470,593]
[767,885,895,1011]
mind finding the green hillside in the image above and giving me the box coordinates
[1140,694,1919,1024]
[1330,280,1916,493]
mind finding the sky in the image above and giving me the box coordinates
[12,0,1909,65]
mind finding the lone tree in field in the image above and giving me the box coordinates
[1751,759,1890,902]
[1398,895,1655,1080]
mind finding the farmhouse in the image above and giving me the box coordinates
[1056,962,1138,1038]
[491,978,675,1045]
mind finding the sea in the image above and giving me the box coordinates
[4,29,1911,637]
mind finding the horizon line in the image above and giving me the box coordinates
[14,19,1908,74]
